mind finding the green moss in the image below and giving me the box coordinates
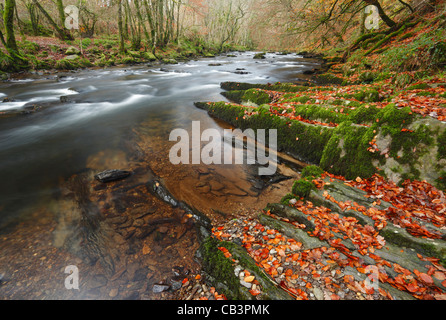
[78,57,93,68]
[380,229,446,267]
[361,34,386,49]
[120,56,138,65]
[142,51,157,61]
[292,179,315,198]
[349,105,380,124]
[242,89,271,105]
[365,24,407,56]
[198,237,242,299]
[55,58,79,70]
[293,104,349,124]
[200,101,334,164]
[221,82,309,93]
[291,95,311,104]
[19,40,40,54]
[436,171,446,191]
[221,90,245,103]
[162,58,178,64]
[320,121,378,179]
[316,73,345,85]
[81,38,92,48]
[358,72,378,84]
[301,165,324,179]
[407,83,430,90]
[338,88,381,102]
[399,31,415,41]
[438,130,446,161]
[280,193,296,205]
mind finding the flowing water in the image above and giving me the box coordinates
[0,52,319,299]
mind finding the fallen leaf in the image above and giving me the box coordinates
[419,272,434,284]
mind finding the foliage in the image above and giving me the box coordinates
[378,28,446,72]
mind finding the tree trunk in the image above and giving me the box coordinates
[143,0,157,52]
[363,0,396,28]
[55,0,66,29]
[25,2,39,36]
[134,0,151,45]
[2,0,27,68]
[32,0,73,40]
[4,0,18,53]
[117,0,125,53]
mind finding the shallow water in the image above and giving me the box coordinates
[0,52,318,299]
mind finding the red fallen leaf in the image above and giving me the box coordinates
[433,271,445,281]
[442,280,446,287]
[419,272,434,284]
[406,283,419,293]
[331,293,341,300]
[249,289,261,296]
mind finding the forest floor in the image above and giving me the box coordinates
[183,11,446,300]
[0,34,249,77]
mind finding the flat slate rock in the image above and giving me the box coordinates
[94,169,131,183]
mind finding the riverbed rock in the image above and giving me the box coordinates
[152,284,170,293]
[94,169,131,183]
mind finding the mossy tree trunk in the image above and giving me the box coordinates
[143,0,157,53]
[362,0,396,28]
[2,0,27,70]
[4,0,18,53]
[117,0,125,53]
[25,2,39,36]
[55,0,66,30]
[134,0,151,46]
[31,0,73,41]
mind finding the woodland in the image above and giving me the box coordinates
[0,0,446,302]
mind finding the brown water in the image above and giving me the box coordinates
[0,52,317,299]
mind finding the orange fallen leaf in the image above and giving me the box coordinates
[406,283,419,293]
[433,271,445,281]
[419,272,434,284]
[331,293,340,300]
[249,289,261,296]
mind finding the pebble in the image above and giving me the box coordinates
[234,266,242,277]
[312,287,324,300]
[240,280,252,289]
[152,284,170,293]
[109,288,119,298]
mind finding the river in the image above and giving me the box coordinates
[0,52,319,299]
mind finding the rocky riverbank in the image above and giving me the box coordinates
[1,36,251,79]
[191,44,446,300]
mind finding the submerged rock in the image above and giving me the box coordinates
[152,284,170,293]
[94,169,131,183]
